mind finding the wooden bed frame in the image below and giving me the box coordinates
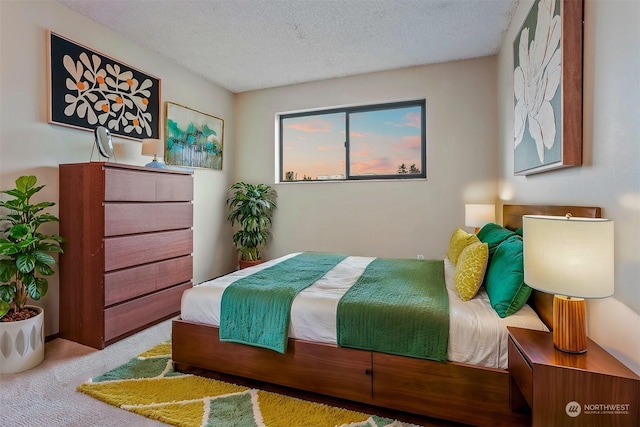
[172,204,601,426]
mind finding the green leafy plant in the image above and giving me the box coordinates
[226,182,277,261]
[0,176,64,320]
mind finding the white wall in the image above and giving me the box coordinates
[235,57,499,261]
[0,0,236,335]
[497,0,640,373]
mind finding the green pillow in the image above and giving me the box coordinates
[477,223,516,256]
[484,235,532,317]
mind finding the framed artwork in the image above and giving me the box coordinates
[165,102,224,170]
[48,31,161,140]
[513,0,583,175]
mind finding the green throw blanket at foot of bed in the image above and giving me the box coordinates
[220,252,348,353]
[337,258,449,362]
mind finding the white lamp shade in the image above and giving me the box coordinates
[141,138,163,157]
[523,215,614,298]
[465,204,495,228]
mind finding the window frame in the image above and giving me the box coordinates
[278,99,426,182]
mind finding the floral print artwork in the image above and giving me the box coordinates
[49,32,160,140]
[513,0,562,174]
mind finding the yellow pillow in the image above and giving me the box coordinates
[454,242,489,301]
[447,228,480,266]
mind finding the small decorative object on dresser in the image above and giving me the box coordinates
[508,327,639,427]
[58,162,193,349]
[0,175,64,373]
[93,126,115,161]
[141,138,166,168]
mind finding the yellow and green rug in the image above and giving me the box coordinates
[78,342,420,427]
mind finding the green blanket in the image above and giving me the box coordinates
[219,252,348,353]
[337,258,449,361]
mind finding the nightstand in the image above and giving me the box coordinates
[508,327,639,427]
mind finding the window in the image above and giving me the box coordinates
[279,100,426,182]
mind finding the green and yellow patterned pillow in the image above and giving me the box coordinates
[447,228,480,266]
[454,241,489,301]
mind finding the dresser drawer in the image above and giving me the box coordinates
[104,282,191,342]
[104,255,193,306]
[104,229,193,271]
[104,202,193,236]
[508,336,533,407]
[105,168,193,202]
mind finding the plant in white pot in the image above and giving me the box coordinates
[226,182,277,269]
[0,175,63,373]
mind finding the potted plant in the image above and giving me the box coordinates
[226,181,277,269]
[0,175,63,373]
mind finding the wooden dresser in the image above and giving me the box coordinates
[59,162,193,349]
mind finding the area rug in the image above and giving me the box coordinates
[78,342,420,427]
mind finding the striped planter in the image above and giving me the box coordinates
[0,306,45,374]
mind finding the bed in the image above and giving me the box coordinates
[172,204,601,426]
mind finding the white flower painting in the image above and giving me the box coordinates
[513,0,563,174]
[49,32,161,140]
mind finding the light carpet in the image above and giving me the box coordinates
[78,342,420,427]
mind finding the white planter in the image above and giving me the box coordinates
[0,306,45,374]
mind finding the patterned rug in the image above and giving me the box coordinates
[78,342,420,427]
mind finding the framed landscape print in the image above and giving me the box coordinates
[48,31,161,140]
[165,102,224,170]
[513,0,583,175]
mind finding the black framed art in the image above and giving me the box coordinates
[48,31,161,140]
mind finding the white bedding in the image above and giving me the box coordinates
[181,253,548,369]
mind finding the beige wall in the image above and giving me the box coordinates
[0,0,236,335]
[235,57,499,261]
[497,0,640,373]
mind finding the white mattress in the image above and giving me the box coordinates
[181,253,548,369]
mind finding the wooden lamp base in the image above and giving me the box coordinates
[552,295,587,353]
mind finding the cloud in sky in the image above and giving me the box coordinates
[351,157,395,175]
[286,117,333,133]
[385,111,421,129]
[400,135,421,150]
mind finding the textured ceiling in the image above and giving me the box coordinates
[57,0,519,93]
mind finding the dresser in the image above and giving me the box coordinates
[59,162,193,349]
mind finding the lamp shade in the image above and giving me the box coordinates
[141,138,163,157]
[523,215,614,298]
[465,204,495,228]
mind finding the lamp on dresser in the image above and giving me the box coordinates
[465,204,495,233]
[523,214,614,353]
[142,138,166,168]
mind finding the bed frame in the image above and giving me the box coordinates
[172,204,601,426]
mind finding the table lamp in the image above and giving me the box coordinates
[141,138,166,168]
[523,214,614,353]
[465,204,495,233]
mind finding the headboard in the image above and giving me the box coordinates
[502,204,602,330]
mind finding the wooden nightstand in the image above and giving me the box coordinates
[508,327,639,427]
